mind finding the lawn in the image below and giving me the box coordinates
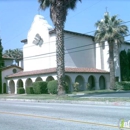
[72,89,115,95]
[0,91,130,102]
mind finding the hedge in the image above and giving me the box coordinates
[17,87,25,94]
[47,80,57,94]
[115,81,130,90]
[32,81,48,94]
[26,86,34,94]
[47,80,69,94]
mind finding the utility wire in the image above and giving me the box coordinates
[2,0,130,49]
[24,42,95,59]
[24,34,130,61]
[68,0,103,20]
[21,22,130,50]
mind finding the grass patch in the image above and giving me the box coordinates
[0,94,130,102]
[72,89,115,95]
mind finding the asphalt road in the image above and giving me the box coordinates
[0,101,130,130]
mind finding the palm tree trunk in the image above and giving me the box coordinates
[109,43,115,89]
[55,1,65,95]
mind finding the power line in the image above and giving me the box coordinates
[24,34,130,61]
[24,44,101,61]
[24,42,95,59]
[20,22,130,50]
[68,0,103,20]
[19,31,130,51]
[2,0,130,49]
[19,30,95,50]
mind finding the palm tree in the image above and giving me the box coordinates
[38,0,81,95]
[94,12,128,89]
[3,49,23,65]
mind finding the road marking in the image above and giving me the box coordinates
[0,111,129,129]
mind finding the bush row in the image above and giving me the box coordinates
[115,81,130,90]
[26,81,48,94]
[17,80,69,94]
[17,87,25,94]
[47,80,69,94]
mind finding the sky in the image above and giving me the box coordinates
[0,0,130,51]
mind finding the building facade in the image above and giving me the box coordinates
[5,15,130,94]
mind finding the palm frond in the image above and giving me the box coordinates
[38,0,50,10]
[94,13,128,45]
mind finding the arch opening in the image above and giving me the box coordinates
[35,77,43,82]
[99,76,106,90]
[26,78,33,88]
[65,75,72,93]
[17,79,23,88]
[75,75,85,91]
[46,76,54,82]
[88,75,95,90]
[9,80,15,94]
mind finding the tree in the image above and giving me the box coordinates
[3,49,23,65]
[0,39,3,94]
[120,50,129,81]
[38,0,81,95]
[94,12,128,89]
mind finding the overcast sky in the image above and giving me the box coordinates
[0,0,130,50]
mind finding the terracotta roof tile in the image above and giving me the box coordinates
[7,67,109,78]
[2,56,14,60]
[2,65,23,71]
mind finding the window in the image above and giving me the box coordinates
[12,69,17,73]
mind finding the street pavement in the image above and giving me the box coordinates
[0,101,130,130]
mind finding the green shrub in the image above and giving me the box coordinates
[26,86,34,94]
[17,87,25,94]
[3,83,6,93]
[73,82,79,92]
[64,82,69,94]
[115,81,130,90]
[47,80,69,94]
[86,83,91,90]
[47,80,58,94]
[32,81,48,94]
[114,82,123,90]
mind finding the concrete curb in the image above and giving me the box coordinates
[0,98,130,107]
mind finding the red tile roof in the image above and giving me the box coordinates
[2,65,23,71]
[2,56,14,60]
[7,67,109,78]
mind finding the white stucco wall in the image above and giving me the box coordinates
[4,59,13,67]
[96,42,109,71]
[23,15,96,71]
[2,67,22,93]
[103,42,109,71]
[96,43,101,69]
[7,72,110,94]
[96,41,130,81]
[64,32,95,68]
[18,60,24,68]
[119,43,130,51]
[23,15,56,71]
